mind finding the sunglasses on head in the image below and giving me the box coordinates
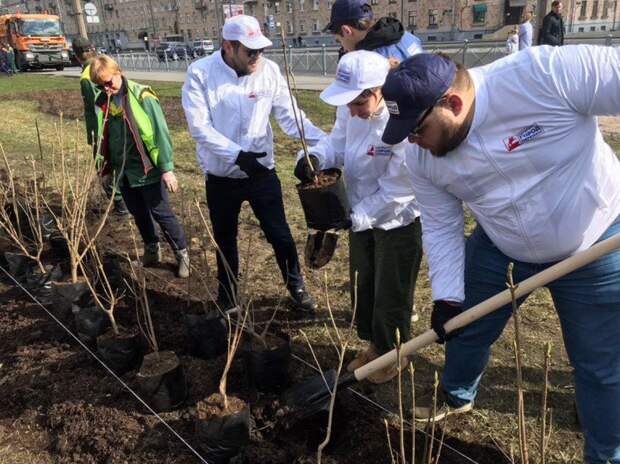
[96,78,114,91]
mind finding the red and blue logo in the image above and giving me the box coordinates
[503,123,544,152]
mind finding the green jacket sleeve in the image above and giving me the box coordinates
[80,78,99,146]
[142,95,174,173]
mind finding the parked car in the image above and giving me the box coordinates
[193,39,215,57]
[156,42,195,61]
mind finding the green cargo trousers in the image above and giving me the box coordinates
[349,218,423,354]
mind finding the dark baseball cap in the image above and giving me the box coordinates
[324,0,373,32]
[381,53,457,145]
[72,37,94,53]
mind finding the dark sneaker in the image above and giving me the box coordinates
[113,199,129,216]
[288,286,318,314]
[414,387,473,422]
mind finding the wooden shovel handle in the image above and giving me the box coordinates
[354,233,620,381]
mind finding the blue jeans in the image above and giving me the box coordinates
[443,217,620,464]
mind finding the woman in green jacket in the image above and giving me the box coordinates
[90,55,189,278]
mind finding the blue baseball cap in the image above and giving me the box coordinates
[381,53,457,145]
[324,0,373,32]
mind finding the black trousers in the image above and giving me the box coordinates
[205,170,303,302]
[120,179,187,251]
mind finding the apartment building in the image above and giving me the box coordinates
[8,0,619,48]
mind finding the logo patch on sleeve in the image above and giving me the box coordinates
[503,123,544,152]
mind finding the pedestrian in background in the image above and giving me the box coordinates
[182,15,325,313]
[519,11,533,50]
[90,55,190,278]
[539,0,565,46]
[506,26,519,54]
[6,45,17,74]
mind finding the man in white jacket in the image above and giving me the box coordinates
[382,47,620,463]
[295,51,422,384]
[182,15,325,313]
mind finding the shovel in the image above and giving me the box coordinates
[282,233,620,420]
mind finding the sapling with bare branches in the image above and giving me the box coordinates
[43,113,116,283]
[0,146,47,274]
[507,262,529,464]
[297,270,357,463]
[79,241,124,335]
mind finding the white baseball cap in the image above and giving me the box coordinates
[320,50,390,106]
[222,15,273,50]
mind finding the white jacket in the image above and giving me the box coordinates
[409,45,620,303]
[303,104,419,232]
[182,51,325,178]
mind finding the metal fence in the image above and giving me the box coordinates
[114,36,620,76]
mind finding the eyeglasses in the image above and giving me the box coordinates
[245,47,264,58]
[96,78,114,91]
[409,96,446,138]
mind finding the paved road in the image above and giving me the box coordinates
[48,67,334,91]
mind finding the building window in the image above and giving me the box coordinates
[601,24,607,29]
[580,0,587,18]
[287,20,293,33]
[472,3,487,23]
[327,0,332,7]
[578,26,584,31]
[287,1,292,12]
[275,1,280,13]
[388,11,398,17]
[590,25,596,30]
[313,18,320,31]
[428,9,438,26]
[370,0,378,5]
[427,35,437,40]
[313,0,319,9]
[591,0,598,17]
[300,21,305,32]
[299,0,304,11]
[602,0,609,16]
[408,10,416,27]
[389,0,397,3]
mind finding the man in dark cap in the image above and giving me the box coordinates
[381,46,620,463]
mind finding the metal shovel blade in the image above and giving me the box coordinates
[281,369,355,422]
[304,230,339,269]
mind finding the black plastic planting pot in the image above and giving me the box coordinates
[195,399,250,464]
[51,280,89,319]
[97,330,145,375]
[73,304,111,347]
[49,232,70,260]
[136,350,188,412]
[296,168,350,232]
[184,312,228,360]
[242,332,291,394]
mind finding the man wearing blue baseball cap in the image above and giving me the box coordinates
[382,47,620,463]
[324,0,422,61]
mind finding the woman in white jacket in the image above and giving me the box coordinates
[294,50,422,384]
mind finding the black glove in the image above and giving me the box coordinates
[235,151,269,177]
[431,300,463,344]
[294,155,320,183]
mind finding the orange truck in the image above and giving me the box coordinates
[0,13,70,70]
